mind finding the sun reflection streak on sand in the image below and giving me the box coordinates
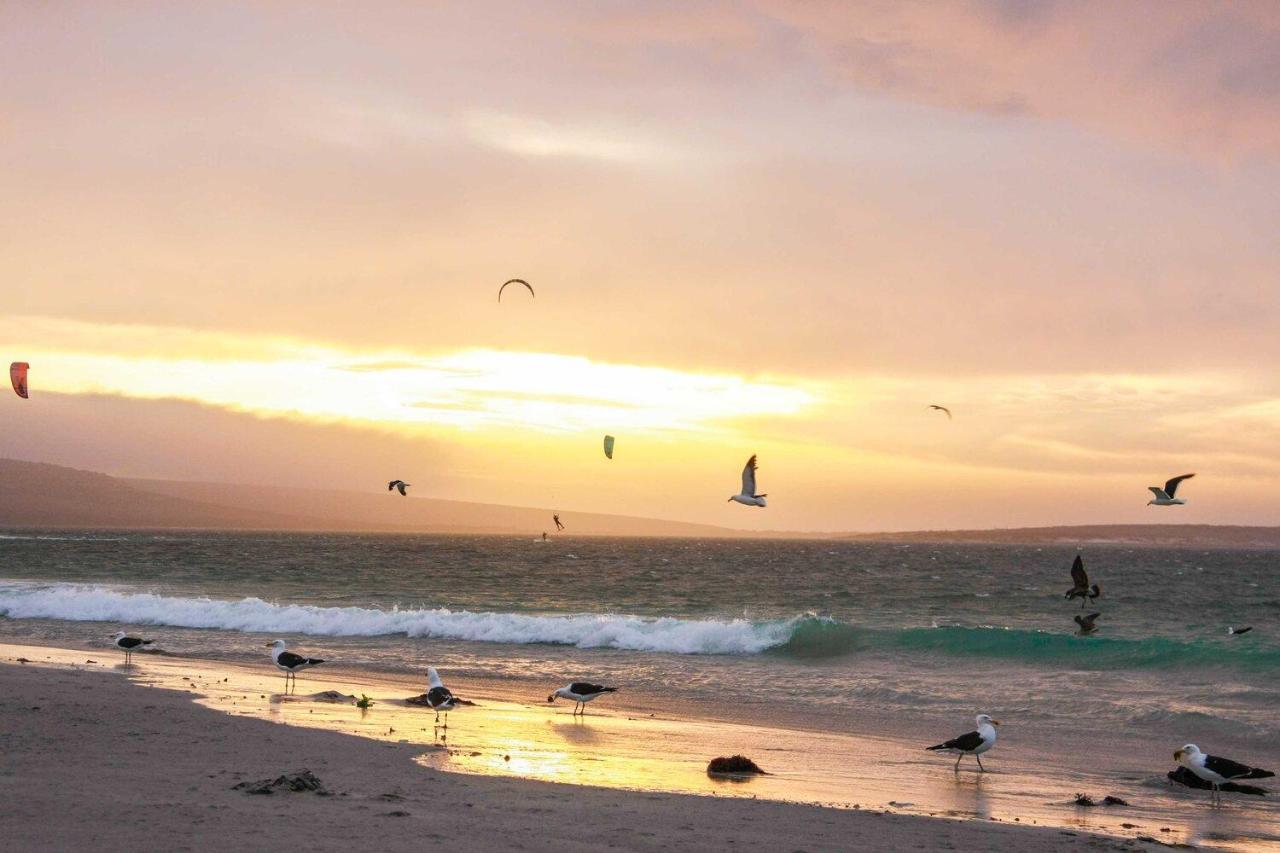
[6,645,1280,851]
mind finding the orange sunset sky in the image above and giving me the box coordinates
[2,2,1279,532]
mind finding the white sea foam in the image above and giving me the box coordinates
[0,582,798,655]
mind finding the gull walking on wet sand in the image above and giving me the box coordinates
[548,682,617,716]
[110,631,153,666]
[1174,744,1274,805]
[268,640,325,692]
[927,714,999,771]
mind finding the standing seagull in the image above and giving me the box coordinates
[110,631,154,666]
[1074,612,1101,635]
[1148,473,1195,506]
[1064,554,1101,608]
[1174,744,1274,805]
[548,682,618,716]
[388,480,410,496]
[728,454,767,507]
[929,404,952,420]
[267,640,325,693]
[421,667,459,728]
[927,714,999,771]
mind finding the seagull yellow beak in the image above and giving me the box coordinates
[1173,749,1184,761]
[991,720,1000,726]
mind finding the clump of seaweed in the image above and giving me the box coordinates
[707,755,767,776]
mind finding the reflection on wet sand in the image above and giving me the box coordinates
[14,645,1276,852]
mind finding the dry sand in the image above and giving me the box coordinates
[0,646,1152,853]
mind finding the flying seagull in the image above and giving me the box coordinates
[548,682,618,716]
[110,631,153,666]
[1228,626,1253,636]
[929,404,952,420]
[498,278,534,302]
[728,454,767,507]
[1075,612,1101,635]
[420,667,459,727]
[1174,744,1274,804]
[388,480,410,496]
[268,640,325,692]
[1148,473,1195,506]
[1064,554,1101,608]
[927,714,999,771]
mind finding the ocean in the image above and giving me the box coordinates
[1,531,1276,743]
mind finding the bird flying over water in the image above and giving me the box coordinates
[1064,554,1101,608]
[548,682,617,716]
[929,404,952,420]
[1074,612,1101,635]
[268,640,324,692]
[728,454,767,507]
[388,480,410,496]
[927,714,999,771]
[498,278,534,301]
[110,631,153,665]
[1174,744,1274,804]
[1228,626,1253,636]
[1148,473,1195,506]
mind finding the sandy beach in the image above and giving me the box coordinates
[1,643,1240,853]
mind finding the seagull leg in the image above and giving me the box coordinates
[976,754,985,772]
[954,753,963,771]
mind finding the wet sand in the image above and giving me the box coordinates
[1,643,1274,851]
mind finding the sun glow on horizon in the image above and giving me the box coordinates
[5,319,820,436]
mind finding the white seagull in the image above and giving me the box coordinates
[388,479,410,496]
[727,454,767,507]
[421,667,459,727]
[110,631,154,666]
[1148,473,1195,506]
[548,682,618,716]
[267,640,325,692]
[1174,744,1274,805]
[927,714,999,771]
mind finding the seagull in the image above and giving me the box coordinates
[927,714,999,771]
[388,480,410,496]
[1174,744,1274,805]
[728,454,767,507]
[421,667,459,727]
[1228,626,1253,636]
[1075,612,1101,635]
[1064,554,1101,608]
[267,640,325,692]
[1148,473,1195,506]
[498,278,534,301]
[929,404,952,420]
[110,631,154,666]
[548,682,618,716]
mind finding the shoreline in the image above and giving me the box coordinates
[4,642,1270,851]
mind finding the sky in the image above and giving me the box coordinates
[2,1,1280,531]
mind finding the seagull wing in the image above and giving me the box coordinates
[1148,487,1170,500]
[741,455,758,496]
[396,482,408,496]
[1070,554,1088,589]
[928,730,984,752]
[1164,473,1195,498]
[388,480,399,491]
[276,651,308,668]
[1203,754,1275,780]
[569,682,606,695]
[930,405,952,419]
